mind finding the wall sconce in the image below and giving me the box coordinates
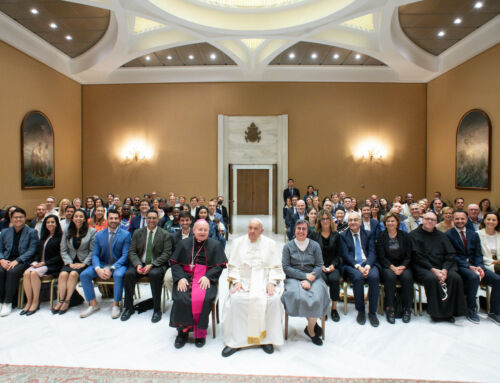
[355,140,387,163]
[121,140,153,164]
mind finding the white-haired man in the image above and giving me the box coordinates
[221,218,284,357]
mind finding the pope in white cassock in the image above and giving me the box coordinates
[221,218,285,357]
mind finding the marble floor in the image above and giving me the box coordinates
[0,215,498,382]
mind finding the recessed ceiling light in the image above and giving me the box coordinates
[437,30,445,37]
[474,1,483,9]
[49,22,58,29]
[210,53,216,60]
[453,18,462,24]
[167,55,172,60]
[333,53,339,60]
[288,52,295,59]
[65,35,72,41]
[145,55,151,61]
[30,8,39,15]
[355,53,361,60]
[188,54,194,60]
[311,52,317,59]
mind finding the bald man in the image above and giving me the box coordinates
[221,219,284,357]
[170,220,227,349]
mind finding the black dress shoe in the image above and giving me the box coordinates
[221,346,240,357]
[151,311,162,323]
[368,312,379,327]
[314,323,323,337]
[120,308,135,321]
[304,327,323,346]
[51,308,60,315]
[26,307,39,316]
[261,344,274,354]
[386,309,395,324]
[174,332,188,349]
[356,311,366,325]
[195,338,206,348]
[19,309,29,316]
[402,310,411,323]
[330,309,340,322]
[445,316,455,323]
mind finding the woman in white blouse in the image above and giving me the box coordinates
[478,212,500,274]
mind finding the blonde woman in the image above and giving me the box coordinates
[436,207,454,232]
[58,198,71,221]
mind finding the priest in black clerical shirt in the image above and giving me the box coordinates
[170,219,227,349]
[409,212,466,323]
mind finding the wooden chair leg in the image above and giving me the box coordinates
[19,278,24,308]
[284,312,288,340]
[49,280,55,309]
[418,284,423,316]
[216,300,220,324]
[413,285,417,315]
[162,287,166,313]
[378,285,384,315]
[486,285,491,313]
[343,281,348,315]
[321,315,325,340]
[212,303,216,338]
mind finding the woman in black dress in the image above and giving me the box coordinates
[309,209,343,321]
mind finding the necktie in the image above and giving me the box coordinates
[108,231,115,265]
[141,216,145,228]
[145,230,153,265]
[460,230,467,250]
[354,233,363,264]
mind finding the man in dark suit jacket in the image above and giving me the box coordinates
[341,212,380,327]
[121,209,172,323]
[360,205,383,240]
[286,200,306,240]
[0,207,39,316]
[129,199,151,235]
[446,210,500,324]
[283,178,300,204]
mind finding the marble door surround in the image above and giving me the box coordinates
[218,114,288,233]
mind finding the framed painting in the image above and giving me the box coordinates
[456,109,491,190]
[21,111,55,189]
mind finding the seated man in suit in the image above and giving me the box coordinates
[170,220,227,348]
[216,196,229,230]
[341,212,380,327]
[0,208,39,316]
[360,204,382,239]
[286,200,306,240]
[80,209,131,319]
[446,210,500,324]
[208,199,225,235]
[164,211,194,294]
[335,209,348,233]
[454,197,465,211]
[121,209,172,323]
[283,178,300,204]
[331,193,344,211]
[189,196,199,219]
[404,203,422,232]
[129,199,151,235]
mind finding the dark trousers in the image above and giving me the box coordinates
[458,267,500,313]
[344,265,380,314]
[322,269,341,301]
[123,266,165,312]
[381,267,413,310]
[0,262,28,304]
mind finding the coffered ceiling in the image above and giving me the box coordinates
[0,0,499,84]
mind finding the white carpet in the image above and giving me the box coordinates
[0,216,497,383]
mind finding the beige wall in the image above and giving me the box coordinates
[427,43,499,207]
[82,82,426,202]
[0,41,82,217]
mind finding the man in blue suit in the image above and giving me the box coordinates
[129,199,151,235]
[0,207,38,316]
[341,212,380,327]
[286,199,306,240]
[360,205,383,240]
[80,209,131,319]
[446,210,500,325]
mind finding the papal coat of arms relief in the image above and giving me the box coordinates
[244,122,261,143]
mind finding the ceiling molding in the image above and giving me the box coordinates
[0,0,498,84]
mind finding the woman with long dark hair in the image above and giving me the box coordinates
[20,215,63,315]
[53,209,96,315]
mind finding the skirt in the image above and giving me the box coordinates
[25,265,48,277]
[61,264,88,275]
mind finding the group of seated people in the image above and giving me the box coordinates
[0,185,499,356]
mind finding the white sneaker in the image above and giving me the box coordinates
[0,303,12,317]
[80,304,100,318]
[111,305,121,319]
